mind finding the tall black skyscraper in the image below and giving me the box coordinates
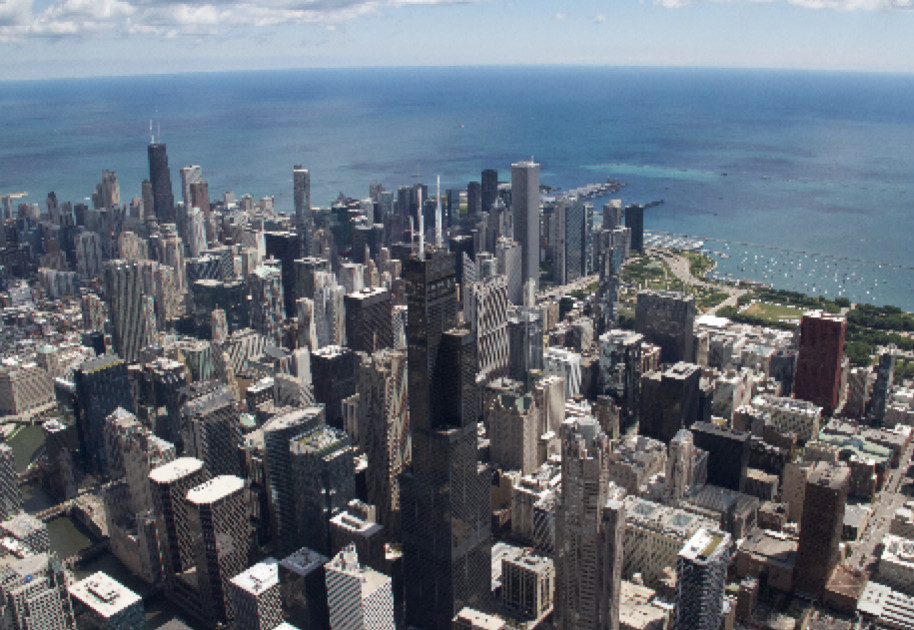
[148,142,176,224]
[401,248,491,630]
[481,169,498,214]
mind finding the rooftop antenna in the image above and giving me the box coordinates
[435,174,442,249]
[157,122,161,143]
[149,120,154,144]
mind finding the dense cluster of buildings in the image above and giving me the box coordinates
[0,141,913,630]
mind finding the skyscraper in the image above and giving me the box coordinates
[793,462,850,599]
[74,355,134,475]
[675,527,731,630]
[401,249,491,630]
[0,443,22,520]
[358,349,410,537]
[148,457,206,617]
[181,382,243,478]
[180,165,203,210]
[344,288,393,354]
[291,425,355,556]
[624,204,644,253]
[295,165,312,256]
[263,406,326,557]
[104,260,158,363]
[229,558,283,630]
[249,265,286,346]
[511,160,540,291]
[148,141,176,224]
[186,475,250,625]
[325,544,395,630]
[794,311,847,416]
[555,416,623,630]
[481,169,499,215]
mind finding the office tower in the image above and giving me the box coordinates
[466,181,481,218]
[598,330,643,429]
[329,500,385,572]
[485,378,540,474]
[543,347,582,399]
[297,298,318,351]
[553,197,589,285]
[0,552,76,630]
[624,204,643,252]
[355,349,409,536]
[639,362,700,444]
[265,231,301,317]
[325,544,395,630]
[148,141,176,224]
[294,165,312,251]
[290,425,355,556]
[181,383,243,478]
[465,275,510,381]
[186,206,208,258]
[92,170,121,209]
[0,443,22,520]
[74,355,133,475]
[507,307,544,383]
[511,160,540,291]
[279,548,331,630]
[70,572,144,630]
[555,416,623,630]
[344,288,393,354]
[264,407,326,557]
[148,457,206,616]
[794,311,847,415]
[186,476,250,625]
[401,249,491,630]
[229,559,283,630]
[666,429,695,503]
[43,419,78,501]
[793,462,850,598]
[496,238,523,305]
[249,265,286,346]
[675,528,731,630]
[594,232,624,335]
[690,422,751,493]
[481,169,498,214]
[311,346,356,429]
[296,257,331,301]
[190,181,210,217]
[603,200,623,230]
[634,290,695,364]
[869,349,896,425]
[180,165,202,210]
[501,549,555,621]
[314,272,346,348]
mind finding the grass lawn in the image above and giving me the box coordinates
[743,301,804,323]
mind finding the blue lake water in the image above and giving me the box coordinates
[1,66,912,308]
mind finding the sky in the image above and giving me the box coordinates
[1,0,913,80]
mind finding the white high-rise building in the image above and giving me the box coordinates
[675,527,731,630]
[187,206,208,258]
[229,558,283,630]
[325,544,395,630]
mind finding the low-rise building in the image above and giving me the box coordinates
[879,534,914,595]
[69,572,144,630]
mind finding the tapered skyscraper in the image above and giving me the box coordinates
[511,160,540,291]
[294,165,312,256]
[401,248,491,630]
[148,141,176,224]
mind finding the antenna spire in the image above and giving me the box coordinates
[149,120,154,144]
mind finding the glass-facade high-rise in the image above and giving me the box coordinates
[400,248,491,630]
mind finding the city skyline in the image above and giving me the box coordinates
[1,0,914,80]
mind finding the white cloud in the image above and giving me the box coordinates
[0,0,479,41]
[655,0,912,8]
[554,10,566,18]
[594,11,606,22]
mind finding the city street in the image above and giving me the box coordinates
[848,437,914,573]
